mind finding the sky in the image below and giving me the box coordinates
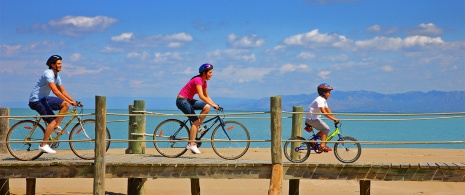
[0,0,464,105]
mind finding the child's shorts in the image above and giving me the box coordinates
[305,118,330,134]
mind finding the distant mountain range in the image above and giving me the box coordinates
[2,90,464,113]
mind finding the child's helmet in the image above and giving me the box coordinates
[317,83,333,95]
[199,63,213,73]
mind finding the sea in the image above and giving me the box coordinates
[7,108,465,149]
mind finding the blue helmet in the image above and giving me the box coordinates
[317,83,333,95]
[199,63,213,73]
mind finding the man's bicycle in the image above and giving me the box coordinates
[283,122,361,163]
[6,104,111,161]
[153,108,250,160]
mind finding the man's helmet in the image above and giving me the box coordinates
[317,83,333,95]
[199,63,213,73]
[46,55,62,67]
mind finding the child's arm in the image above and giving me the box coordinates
[319,107,339,123]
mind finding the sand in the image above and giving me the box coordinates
[6,148,465,195]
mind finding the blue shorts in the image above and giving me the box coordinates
[176,98,207,122]
[28,96,64,123]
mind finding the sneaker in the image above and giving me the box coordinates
[186,144,201,154]
[197,126,206,137]
[52,126,68,134]
[38,144,56,154]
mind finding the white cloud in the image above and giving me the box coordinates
[411,23,443,35]
[48,16,118,36]
[69,53,82,62]
[381,65,393,72]
[207,49,256,62]
[403,35,444,47]
[355,36,403,51]
[228,34,265,48]
[296,52,316,60]
[366,25,381,33]
[317,70,331,79]
[0,44,22,56]
[62,63,109,76]
[100,46,124,53]
[283,29,352,49]
[154,52,183,63]
[279,63,308,73]
[111,33,134,42]
[217,65,274,83]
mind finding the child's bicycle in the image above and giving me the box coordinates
[283,122,361,163]
[153,107,250,160]
[6,103,111,161]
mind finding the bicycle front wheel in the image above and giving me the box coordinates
[6,120,44,161]
[211,121,250,160]
[283,136,311,163]
[333,136,362,163]
[153,119,189,158]
[69,119,111,160]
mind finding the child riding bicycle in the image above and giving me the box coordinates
[305,83,339,152]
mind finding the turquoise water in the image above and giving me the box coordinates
[7,108,465,149]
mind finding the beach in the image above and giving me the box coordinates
[6,148,465,195]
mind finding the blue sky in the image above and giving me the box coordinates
[1,0,464,105]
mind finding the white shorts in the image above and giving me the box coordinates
[305,118,330,134]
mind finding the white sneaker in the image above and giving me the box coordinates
[52,126,68,134]
[38,144,56,154]
[186,144,201,154]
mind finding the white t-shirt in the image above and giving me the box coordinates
[305,96,328,120]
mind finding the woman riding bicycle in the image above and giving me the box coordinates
[305,83,339,152]
[176,63,220,154]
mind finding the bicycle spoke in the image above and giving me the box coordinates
[69,119,111,160]
[333,136,362,163]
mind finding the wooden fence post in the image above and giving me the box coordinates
[360,180,370,195]
[289,106,303,195]
[0,108,10,195]
[94,96,106,195]
[127,100,146,195]
[268,96,282,195]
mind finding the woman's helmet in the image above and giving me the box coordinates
[317,83,333,95]
[46,55,62,67]
[199,63,213,73]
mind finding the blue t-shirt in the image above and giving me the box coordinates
[29,69,61,102]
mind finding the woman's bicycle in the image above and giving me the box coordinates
[6,104,111,161]
[153,108,250,160]
[283,122,361,163]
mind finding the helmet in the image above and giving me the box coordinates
[317,83,333,95]
[46,55,62,66]
[199,63,213,73]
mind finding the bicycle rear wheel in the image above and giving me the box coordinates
[69,119,111,160]
[153,119,189,158]
[211,121,250,160]
[283,136,311,163]
[6,120,44,161]
[333,136,362,163]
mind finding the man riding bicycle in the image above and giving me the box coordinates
[28,55,81,154]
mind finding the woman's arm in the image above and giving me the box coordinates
[196,84,219,109]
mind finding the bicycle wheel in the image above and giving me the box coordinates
[69,119,111,160]
[333,136,362,163]
[211,121,250,160]
[283,136,311,163]
[6,120,44,161]
[153,119,189,158]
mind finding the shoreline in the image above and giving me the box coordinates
[5,148,465,194]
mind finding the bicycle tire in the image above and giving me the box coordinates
[211,121,250,160]
[333,136,362,163]
[69,119,111,160]
[283,136,311,163]
[153,119,189,158]
[6,120,45,161]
